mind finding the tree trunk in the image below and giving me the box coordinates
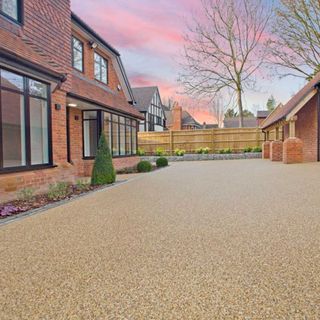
[237,88,244,128]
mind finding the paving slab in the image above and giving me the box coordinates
[1,159,320,319]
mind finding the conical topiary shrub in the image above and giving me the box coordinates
[91,132,116,186]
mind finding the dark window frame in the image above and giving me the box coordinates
[81,109,138,159]
[0,0,23,24]
[72,36,84,73]
[0,67,53,174]
[94,52,108,85]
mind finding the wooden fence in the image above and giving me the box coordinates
[138,128,279,155]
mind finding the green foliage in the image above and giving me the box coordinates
[266,95,276,111]
[137,160,152,172]
[155,147,165,156]
[76,179,90,192]
[243,147,253,153]
[224,108,238,118]
[47,182,69,200]
[196,147,210,154]
[174,149,185,156]
[17,187,35,201]
[224,148,232,154]
[137,148,145,156]
[242,109,254,117]
[219,149,226,154]
[156,157,168,167]
[91,133,116,186]
[252,146,262,153]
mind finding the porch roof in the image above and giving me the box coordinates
[261,73,320,130]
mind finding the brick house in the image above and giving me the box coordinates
[164,102,202,130]
[261,73,320,164]
[0,0,143,202]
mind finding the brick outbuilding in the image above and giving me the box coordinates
[0,0,143,202]
[261,73,320,164]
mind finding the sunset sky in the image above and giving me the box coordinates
[71,0,307,124]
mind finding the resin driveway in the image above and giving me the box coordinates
[1,159,320,319]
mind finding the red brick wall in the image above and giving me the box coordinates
[295,95,318,162]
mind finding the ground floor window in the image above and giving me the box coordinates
[82,110,138,158]
[0,68,51,172]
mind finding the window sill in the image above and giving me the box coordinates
[0,164,57,175]
[0,12,22,26]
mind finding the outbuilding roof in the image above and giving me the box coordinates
[132,87,159,112]
[261,73,320,130]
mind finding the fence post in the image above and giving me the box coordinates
[211,129,215,153]
[170,130,173,155]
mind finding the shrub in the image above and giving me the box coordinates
[196,147,210,154]
[0,205,21,217]
[17,187,35,201]
[47,182,69,200]
[174,149,185,156]
[137,160,152,172]
[155,147,165,156]
[137,148,145,156]
[76,179,90,192]
[224,148,232,154]
[243,147,253,153]
[156,157,168,167]
[91,133,116,186]
[252,146,262,153]
[219,149,225,154]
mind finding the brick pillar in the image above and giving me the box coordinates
[283,138,303,164]
[172,102,182,131]
[262,141,270,159]
[270,140,283,161]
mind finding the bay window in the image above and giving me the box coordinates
[82,110,138,158]
[0,68,51,172]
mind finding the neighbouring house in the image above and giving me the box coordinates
[261,73,320,164]
[132,86,166,132]
[256,110,271,126]
[223,117,258,128]
[0,0,143,202]
[202,123,219,129]
[164,102,202,130]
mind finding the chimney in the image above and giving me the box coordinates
[172,102,182,130]
[203,122,207,129]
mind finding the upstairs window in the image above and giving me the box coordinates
[72,37,83,72]
[94,52,108,84]
[1,0,22,23]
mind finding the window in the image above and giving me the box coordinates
[0,68,51,171]
[94,52,108,84]
[1,0,22,23]
[72,37,83,72]
[82,110,138,158]
[83,111,98,158]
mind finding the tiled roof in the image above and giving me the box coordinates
[261,73,320,129]
[132,87,158,112]
[70,73,144,119]
[223,117,258,128]
[257,110,270,118]
[0,28,64,78]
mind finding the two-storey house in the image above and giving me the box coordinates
[132,86,166,132]
[0,0,143,202]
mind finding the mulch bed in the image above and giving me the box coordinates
[0,184,103,220]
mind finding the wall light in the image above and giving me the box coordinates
[68,103,78,107]
[89,41,98,49]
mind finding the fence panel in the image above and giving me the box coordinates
[138,128,276,155]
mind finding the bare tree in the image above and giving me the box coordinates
[210,94,227,128]
[269,0,320,80]
[179,0,271,127]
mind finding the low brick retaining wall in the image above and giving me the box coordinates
[141,153,262,162]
